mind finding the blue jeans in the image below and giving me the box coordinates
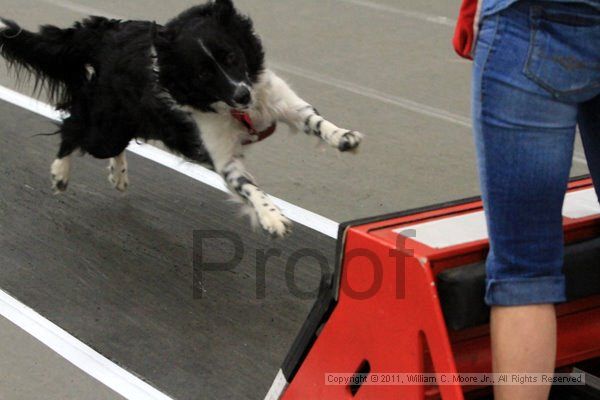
[473,1,600,306]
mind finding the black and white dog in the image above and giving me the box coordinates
[0,0,362,237]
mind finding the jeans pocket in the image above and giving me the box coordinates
[524,5,600,103]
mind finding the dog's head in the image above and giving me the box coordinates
[157,0,265,112]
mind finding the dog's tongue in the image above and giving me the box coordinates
[231,109,254,131]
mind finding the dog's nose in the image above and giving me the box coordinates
[233,85,251,106]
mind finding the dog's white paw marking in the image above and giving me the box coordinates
[256,205,292,238]
[319,123,364,152]
[0,20,6,30]
[50,158,70,193]
[108,169,129,192]
[84,64,95,81]
[108,160,129,192]
[337,130,363,152]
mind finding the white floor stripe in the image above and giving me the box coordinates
[37,0,121,19]
[269,64,588,168]
[264,369,288,400]
[336,0,456,26]
[271,61,473,128]
[0,85,63,121]
[0,85,340,238]
[0,288,174,400]
[127,142,340,238]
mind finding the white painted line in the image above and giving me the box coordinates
[396,188,600,248]
[37,0,121,19]
[271,61,473,128]
[264,369,288,400]
[42,0,456,28]
[269,63,588,167]
[0,85,63,121]
[127,142,340,238]
[336,0,456,27]
[0,288,174,400]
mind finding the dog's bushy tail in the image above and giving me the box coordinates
[0,18,82,105]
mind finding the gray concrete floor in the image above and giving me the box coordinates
[0,0,592,399]
[0,316,124,400]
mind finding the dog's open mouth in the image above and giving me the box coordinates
[223,96,255,111]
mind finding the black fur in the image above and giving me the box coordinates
[0,0,264,164]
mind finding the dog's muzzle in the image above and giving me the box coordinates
[232,84,252,107]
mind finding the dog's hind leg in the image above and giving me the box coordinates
[108,152,129,192]
[262,70,363,152]
[51,140,75,193]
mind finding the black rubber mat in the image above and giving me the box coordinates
[0,100,334,400]
[437,238,600,331]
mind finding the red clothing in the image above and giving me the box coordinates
[453,0,482,59]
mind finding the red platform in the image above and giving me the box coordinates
[269,178,600,400]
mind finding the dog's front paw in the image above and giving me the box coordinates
[257,206,293,238]
[108,162,129,192]
[338,130,363,152]
[51,158,70,194]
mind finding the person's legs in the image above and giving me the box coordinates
[473,3,578,305]
[491,305,556,400]
[471,3,593,398]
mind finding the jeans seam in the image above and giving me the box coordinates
[477,13,502,249]
[523,6,540,89]
[479,14,502,110]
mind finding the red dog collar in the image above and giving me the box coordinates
[231,110,277,145]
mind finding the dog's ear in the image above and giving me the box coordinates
[214,0,236,21]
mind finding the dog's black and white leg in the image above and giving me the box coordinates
[264,70,363,151]
[108,151,129,192]
[300,105,363,151]
[221,158,292,237]
[196,114,292,237]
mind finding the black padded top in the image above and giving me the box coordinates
[437,237,600,331]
